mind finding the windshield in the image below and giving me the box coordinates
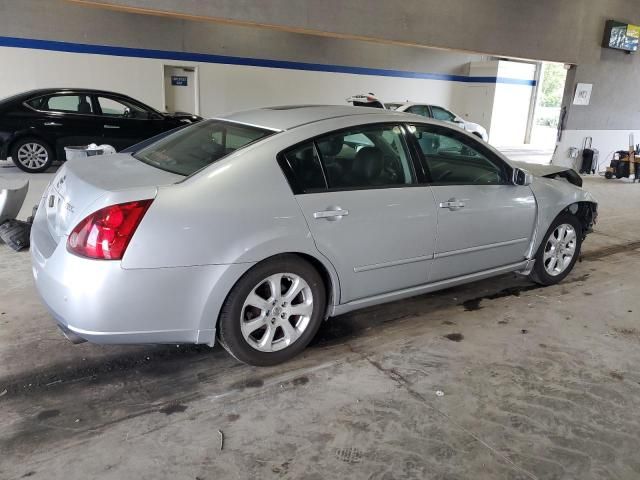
[134,120,275,176]
[385,103,403,110]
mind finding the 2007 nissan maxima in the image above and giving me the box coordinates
[31,106,597,366]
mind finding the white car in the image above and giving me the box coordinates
[347,94,489,142]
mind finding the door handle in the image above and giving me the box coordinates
[104,125,120,129]
[44,122,62,127]
[439,198,466,211]
[313,207,349,221]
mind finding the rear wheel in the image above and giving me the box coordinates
[11,138,54,173]
[218,255,326,366]
[529,213,582,286]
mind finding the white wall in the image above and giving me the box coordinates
[0,46,462,118]
[553,129,640,171]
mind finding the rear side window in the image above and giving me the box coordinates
[316,124,414,190]
[134,120,274,176]
[28,94,94,114]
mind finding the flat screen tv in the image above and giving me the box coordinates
[603,20,639,52]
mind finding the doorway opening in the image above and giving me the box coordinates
[529,62,568,147]
[163,65,199,115]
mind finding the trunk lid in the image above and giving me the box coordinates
[44,153,182,243]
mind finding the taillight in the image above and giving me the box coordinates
[67,200,153,260]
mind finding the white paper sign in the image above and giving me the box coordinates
[573,83,593,105]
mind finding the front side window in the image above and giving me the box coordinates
[134,120,274,176]
[98,96,151,119]
[315,124,414,189]
[430,106,457,122]
[411,125,507,185]
[28,94,93,114]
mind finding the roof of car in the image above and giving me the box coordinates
[3,88,139,101]
[217,105,421,131]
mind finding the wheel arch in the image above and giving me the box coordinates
[528,177,597,257]
[198,250,341,344]
[8,133,56,161]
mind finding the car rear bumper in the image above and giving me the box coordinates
[30,211,251,346]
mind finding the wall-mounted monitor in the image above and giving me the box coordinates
[603,20,639,52]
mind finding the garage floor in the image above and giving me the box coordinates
[1,158,640,480]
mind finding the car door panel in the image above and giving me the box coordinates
[430,184,536,281]
[281,124,438,304]
[408,123,537,282]
[296,188,437,302]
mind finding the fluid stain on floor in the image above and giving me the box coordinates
[444,333,464,342]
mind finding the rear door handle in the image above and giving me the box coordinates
[439,198,466,211]
[104,125,120,129]
[313,207,349,221]
[44,122,62,127]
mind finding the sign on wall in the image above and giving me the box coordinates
[573,83,593,105]
[171,75,188,86]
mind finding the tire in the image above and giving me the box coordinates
[11,137,54,173]
[218,254,326,366]
[529,213,582,286]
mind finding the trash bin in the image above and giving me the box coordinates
[64,144,116,161]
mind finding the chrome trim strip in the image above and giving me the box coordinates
[354,254,433,273]
[332,260,528,316]
[434,237,529,259]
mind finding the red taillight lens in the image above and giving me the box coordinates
[67,200,153,260]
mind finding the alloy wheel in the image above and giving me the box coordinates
[543,223,577,276]
[240,273,313,352]
[17,142,49,170]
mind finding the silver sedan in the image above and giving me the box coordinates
[31,106,597,365]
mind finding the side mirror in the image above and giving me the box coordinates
[512,167,532,186]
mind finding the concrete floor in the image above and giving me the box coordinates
[1,157,640,479]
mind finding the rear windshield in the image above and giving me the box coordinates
[134,120,274,176]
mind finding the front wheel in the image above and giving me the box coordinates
[529,213,582,286]
[11,138,54,173]
[218,255,326,366]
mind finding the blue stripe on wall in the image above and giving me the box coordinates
[0,35,537,86]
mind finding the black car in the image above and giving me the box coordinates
[0,88,201,173]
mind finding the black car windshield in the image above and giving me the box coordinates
[134,120,275,176]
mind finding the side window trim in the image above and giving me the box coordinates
[23,93,95,116]
[408,123,511,186]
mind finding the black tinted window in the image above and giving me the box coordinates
[134,120,273,176]
[315,125,415,189]
[282,142,326,192]
[411,125,506,185]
